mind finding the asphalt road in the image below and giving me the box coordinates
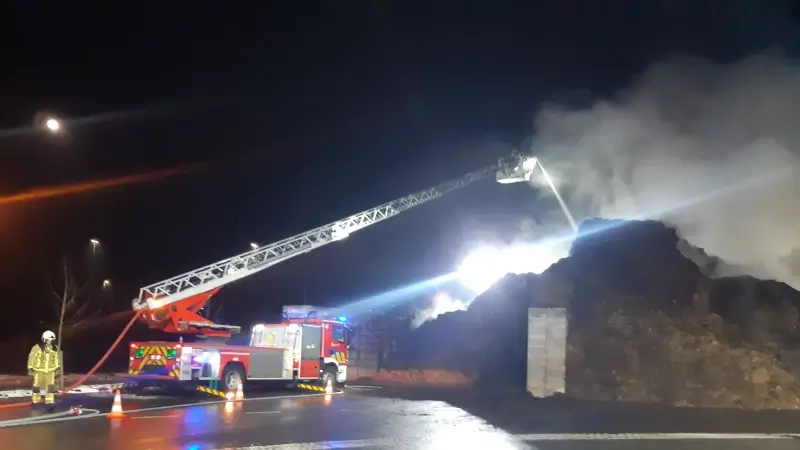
[1,387,800,449]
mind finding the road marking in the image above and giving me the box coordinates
[215,433,800,449]
[245,410,281,415]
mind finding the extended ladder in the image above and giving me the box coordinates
[133,154,535,326]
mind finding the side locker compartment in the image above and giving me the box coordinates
[178,346,193,381]
[299,324,322,379]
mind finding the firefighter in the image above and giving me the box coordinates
[27,330,60,406]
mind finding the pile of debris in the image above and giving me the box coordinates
[568,308,800,409]
[397,219,800,409]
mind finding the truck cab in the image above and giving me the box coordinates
[248,305,350,384]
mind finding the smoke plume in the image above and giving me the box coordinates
[528,50,800,289]
[411,291,472,328]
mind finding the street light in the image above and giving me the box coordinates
[102,279,111,289]
[250,243,259,250]
[44,117,61,133]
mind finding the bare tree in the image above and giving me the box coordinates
[46,256,103,389]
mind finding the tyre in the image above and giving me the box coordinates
[321,365,337,389]
[221,363,245,391]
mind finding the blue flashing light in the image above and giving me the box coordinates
[338,316,347,322]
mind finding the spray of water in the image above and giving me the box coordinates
[535,159,579,233]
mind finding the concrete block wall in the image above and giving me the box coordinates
[526,307,567,397]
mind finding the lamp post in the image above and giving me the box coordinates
[89,238,100,254]
[44,117,61,133]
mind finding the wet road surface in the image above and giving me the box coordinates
[0,390,231,421]
[0,387,799,449]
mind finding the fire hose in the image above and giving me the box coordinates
[0,310,143,409]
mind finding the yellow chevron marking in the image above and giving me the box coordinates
[329,351,347,362]
[196,386,227,398]
[139,346,169,366]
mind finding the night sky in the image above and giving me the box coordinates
[0,2,796,340]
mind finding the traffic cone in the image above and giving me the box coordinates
[235,380,244,400]
[108,388,124,418]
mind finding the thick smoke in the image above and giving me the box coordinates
[529,50,800,289]
[411,291,471,328]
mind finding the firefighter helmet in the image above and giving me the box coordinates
[42,330,56,342]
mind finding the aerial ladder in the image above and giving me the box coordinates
[132,153,539,338]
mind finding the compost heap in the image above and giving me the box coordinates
[399,218,800,409]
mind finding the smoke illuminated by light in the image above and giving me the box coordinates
[411,290,469,328]
[457,241,570,294]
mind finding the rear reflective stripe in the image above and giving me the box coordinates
[131,346,176,373]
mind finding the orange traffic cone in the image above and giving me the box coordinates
[235,380,244,400]
[108,388,124,418]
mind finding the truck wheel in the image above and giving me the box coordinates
[221,364,245,391]
[321,365,337,388]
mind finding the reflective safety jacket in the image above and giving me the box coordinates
[28,343,60,373]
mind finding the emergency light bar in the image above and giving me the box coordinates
[282,305,345,321]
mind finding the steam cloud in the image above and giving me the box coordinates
[528,50,800,289]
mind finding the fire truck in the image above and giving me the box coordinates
[128,305,350,391]
[127,153,536,391]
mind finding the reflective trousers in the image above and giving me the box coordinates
[31,371,56,404]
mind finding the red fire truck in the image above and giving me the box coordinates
[128,306,349,391]
[127,154,533,391]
